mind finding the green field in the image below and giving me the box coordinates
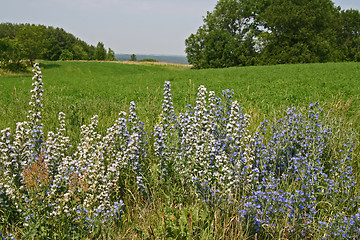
[0,61,359,139]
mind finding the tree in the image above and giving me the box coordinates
[185,0,347,68]
[0,23,19,39]
[94,42,106,60]
[0,38,25,71]
[0,38,12,66]
[336,9,360,61]
[106,48,116,61]
[258,0,339,64]
[73,43,89,60]
[185,0,263,68]
[130,54,137,61]
[16,24,47,65]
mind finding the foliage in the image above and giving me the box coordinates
[0,38,26,72]
[0,23,101,69]
[59,49,74,61]
[94,42,106,61]
[0,64,359,238]
[185,0,259,68]
[337,9,360,61]
[258,0,339,64]
[130,54,137,62]
[186,0,360,68]
[106,48,116,61]
[16,24,48,65]
[138,58,159,62]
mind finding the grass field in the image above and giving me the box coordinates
[1,61,360,239]
[0,61,359,139]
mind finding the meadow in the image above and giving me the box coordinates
[1,61,359,139]
[0,61,360,239]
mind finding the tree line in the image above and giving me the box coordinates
[0,23,116,71]
[185,0,360,68]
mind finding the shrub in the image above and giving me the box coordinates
[138,58,159,62]
[2,61,28,72]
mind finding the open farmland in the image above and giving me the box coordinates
[1,61,360,239]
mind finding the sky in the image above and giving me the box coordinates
[1,0,359,56]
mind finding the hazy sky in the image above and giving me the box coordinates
[1,0,359,55]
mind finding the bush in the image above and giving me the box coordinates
[138,58,159,62]
[2,61,28,72]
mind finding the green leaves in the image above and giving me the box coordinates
[0,23,102,70]
[94,42,107,61]
[186,0,360,68]
[186,0,259,68]
[16,24,48,65]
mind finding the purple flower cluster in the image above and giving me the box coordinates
[154,81,179,179]
[237,103,359,237]
[154,82,360,237]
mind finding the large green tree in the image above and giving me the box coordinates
[185,0,358,68]
[185,0,260,68]
[16,24,48,65]
[258,0,339,64]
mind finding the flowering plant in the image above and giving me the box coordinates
[0,64,359,239]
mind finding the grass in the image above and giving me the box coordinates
[1,61,360,239]
[1,60,359,141]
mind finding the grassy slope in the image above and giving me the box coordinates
[0,61,359,138]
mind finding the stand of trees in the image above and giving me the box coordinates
[185,0,360,68]
[0,23,116,71]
